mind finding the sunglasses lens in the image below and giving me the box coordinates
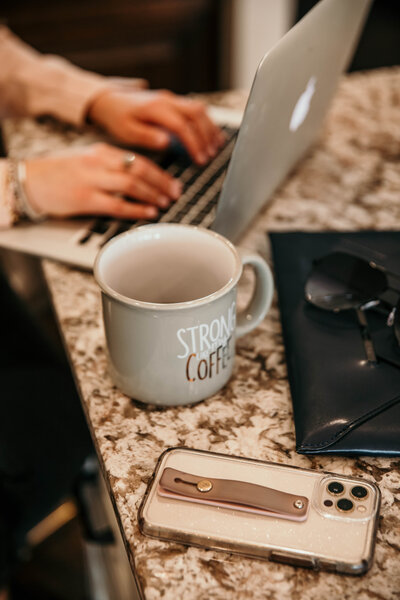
[306,252,387,311]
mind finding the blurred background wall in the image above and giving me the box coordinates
[0,0,225,93]
[0,0,399,94]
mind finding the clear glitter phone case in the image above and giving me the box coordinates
[139,448,380,575]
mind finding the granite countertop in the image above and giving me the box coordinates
[4,69,400,599]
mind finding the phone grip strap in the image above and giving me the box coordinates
[158,468,309,521]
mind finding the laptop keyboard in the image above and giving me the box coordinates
[78,126,238,247]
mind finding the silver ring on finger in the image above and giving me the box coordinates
[123,152,136,171]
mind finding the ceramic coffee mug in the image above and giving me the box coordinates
[94,224,274,406]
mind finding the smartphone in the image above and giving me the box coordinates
[138,447,380,575]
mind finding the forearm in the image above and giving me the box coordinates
[0,27,111,127]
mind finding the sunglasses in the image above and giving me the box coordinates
[305,251,400,364]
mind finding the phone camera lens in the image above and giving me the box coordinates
[336,498,354,512]
[351,485,368,500]
[327,481,344,495]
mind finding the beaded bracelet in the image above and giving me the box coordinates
[0,160,19,226]
[8,159,48,223]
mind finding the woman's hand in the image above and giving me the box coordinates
[24,143,182,220]
[87,89,225,165]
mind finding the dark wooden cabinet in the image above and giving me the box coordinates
[0,0,228,93]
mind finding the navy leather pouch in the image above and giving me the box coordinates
[270,231,400,456]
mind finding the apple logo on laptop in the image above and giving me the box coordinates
[289,76,316,132]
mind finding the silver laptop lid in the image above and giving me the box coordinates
[213,0,372,241]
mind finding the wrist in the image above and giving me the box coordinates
[0,161,19,226]
[86,88,116,127]
[86,78,148,126]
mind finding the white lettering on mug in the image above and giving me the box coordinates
[199,323,211,352]
[187,326,198,355]
[175,301,236,382]
[209,318,220,342]
[176,301,236,360]
[177,328,190,359]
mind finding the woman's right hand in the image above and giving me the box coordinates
[24,143,182,220]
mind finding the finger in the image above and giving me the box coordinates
[97,172,168,208]
[88,191,159,220]
[129,178,172,208]
[143,103,208,165]
[171,98,225,155]
[101,173,170,208]
[96,148,182,200]
[124,121,170,149]
[132,155,182,199]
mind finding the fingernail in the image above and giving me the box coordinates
[197,153,207,165]
[145,206,158,218]
[157,195,170,208]
[218,132,226,146]
[170,180,183,199]
[208,144,217,157]
[155,131,170,147]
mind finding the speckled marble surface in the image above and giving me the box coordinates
[5,69,400,599]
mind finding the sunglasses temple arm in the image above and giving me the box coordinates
[371,263,400,293]
[356,308,377,364]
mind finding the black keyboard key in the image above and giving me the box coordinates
[190,195,219,225]
[90,218,112,234]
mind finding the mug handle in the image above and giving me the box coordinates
[235,250,274,338]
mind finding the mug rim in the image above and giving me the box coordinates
[93,223,242,311]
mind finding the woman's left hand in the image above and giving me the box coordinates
[24,143,182,220]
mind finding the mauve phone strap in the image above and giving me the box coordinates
[158,467,309,521]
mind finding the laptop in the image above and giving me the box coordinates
[0,0,372,270]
